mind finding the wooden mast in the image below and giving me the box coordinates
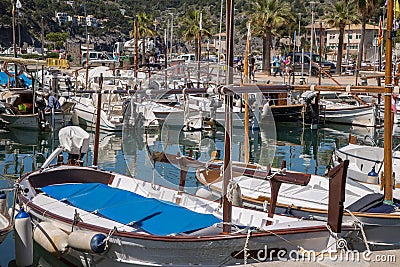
[384,0,394,202]
[222,0,234,234]
[197,11,202,88]
[93,73,103,166]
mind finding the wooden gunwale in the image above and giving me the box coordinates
[199,176,400,220]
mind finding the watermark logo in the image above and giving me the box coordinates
[242,244,397,263]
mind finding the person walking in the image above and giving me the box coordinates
[248,54,256,81]
[273,55,283,77]
[284,56,292,76]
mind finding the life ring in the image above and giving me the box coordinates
[2,61,25,77]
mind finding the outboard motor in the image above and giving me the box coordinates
[59,126,90,166]
[35,95,47,124]
[35,95,46,109]
[301,91,317,105]
[301,91,319,125]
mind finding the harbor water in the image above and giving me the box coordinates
[0,121,387,266]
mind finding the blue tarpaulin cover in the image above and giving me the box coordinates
[41,183,221,235]
[0,72,32,87]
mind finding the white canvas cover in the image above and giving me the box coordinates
[58,126,90,155]
[77,66,114,86]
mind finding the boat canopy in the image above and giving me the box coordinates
[41,183,221,235]
[59,126,90,155]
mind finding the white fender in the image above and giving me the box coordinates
[33,222,68,254]
[231,182,243,207]
[0,191,6,216]
[68,230,107,253]
[15,208,33,267]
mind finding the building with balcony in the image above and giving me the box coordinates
[304,21,378,63]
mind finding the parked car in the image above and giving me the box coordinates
[176,54,196,62]
[287,52,336,76]
[81,51,114,66]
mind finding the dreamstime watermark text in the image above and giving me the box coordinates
[253,245,397,263]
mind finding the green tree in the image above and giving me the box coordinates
[355,0,379,79]
[325,0,361,74]
[45,32,69,50]
[180,8,212,61]
[133,12,156,64]
[249,0,293,75]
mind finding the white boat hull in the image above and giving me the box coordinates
[333,144,400,185]
[73,101,123,132]
[320,104,376,127]
[0,112,72,130]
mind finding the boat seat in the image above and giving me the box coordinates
[346,193,383,212]
[61,101,75,112]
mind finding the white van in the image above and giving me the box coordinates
[176,54,196,62]
[81,51,114,66]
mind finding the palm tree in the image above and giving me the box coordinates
[249,0,293,75]
[180,8,212,61]
[131,12,156,65]
[355,0,379,81]
[325,0,361,74]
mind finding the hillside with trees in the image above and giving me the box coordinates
[0,0,386,60]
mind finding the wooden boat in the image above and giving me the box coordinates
[194,158,400,250]
[0,90,74,131]
[319,92,377,127]
[260,91,306,123]
[16,126,356,266]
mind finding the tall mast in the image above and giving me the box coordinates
[197,11,202,88]
[134,15,139,78]
[11,0,17,87]
[384,0,394,202]
[243,22,251,163]
[217,0,223,84]
[222,0,234,234]
[84,1,89,89]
